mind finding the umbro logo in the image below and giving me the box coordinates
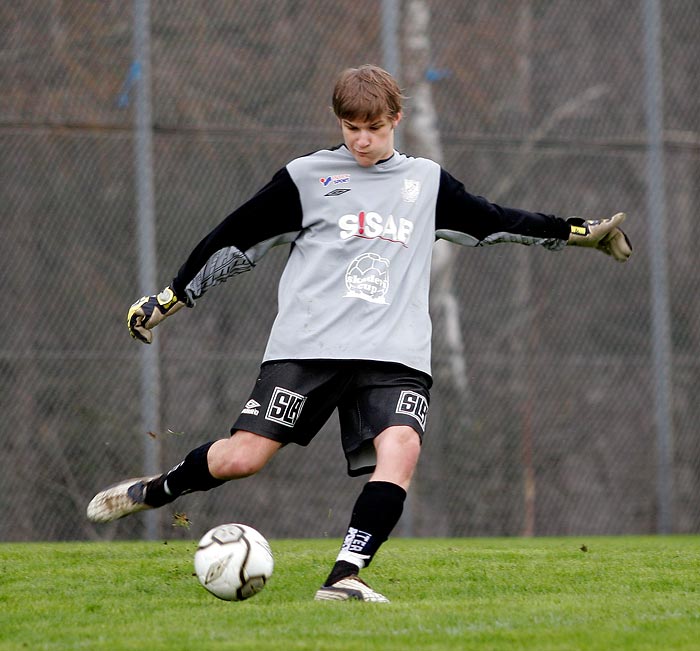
[241,399,261,416]
[325,188,351,196]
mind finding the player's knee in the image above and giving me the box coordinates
[209,453,263,480]
[376,425,421,455]
[372,426,422,487]
[208,432,281,480]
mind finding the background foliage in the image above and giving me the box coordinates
[1,0,699,541]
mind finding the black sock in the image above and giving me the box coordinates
[144,442,225,507]
[324,481,407,586]
[324,560,362,587]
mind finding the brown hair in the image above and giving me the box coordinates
[332,64,404,122]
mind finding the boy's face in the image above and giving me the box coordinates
[339,113,401,167]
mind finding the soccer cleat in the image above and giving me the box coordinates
[86,475,160,523]
[314,575,390,603]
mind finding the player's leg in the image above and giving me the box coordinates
[368,424,422,489]
[315,364,430,602]
[145,430,282,505]
[86,430,281,523]
[87,360,342,524]
[207,431,283,479]
[315,426,420,603]
[330,425,421,574]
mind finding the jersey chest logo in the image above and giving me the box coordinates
[338,211,413,246]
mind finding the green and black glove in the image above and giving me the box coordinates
[127,286,186,344]
[567,212,632,262]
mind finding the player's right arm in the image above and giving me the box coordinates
[127,167,303,344]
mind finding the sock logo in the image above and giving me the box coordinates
[396,390,428,429]
[265,387,306,427]
[341,527,372,555]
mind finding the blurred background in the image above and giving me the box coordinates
[2,0,698,542]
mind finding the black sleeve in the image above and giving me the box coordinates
[171,167,303,302]
[435,168,570,245]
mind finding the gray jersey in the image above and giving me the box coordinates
[171,145,570,376]
[266,147,439,374]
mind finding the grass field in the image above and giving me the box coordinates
[1,535,699,651]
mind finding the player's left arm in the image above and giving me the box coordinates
[434,168,631,262]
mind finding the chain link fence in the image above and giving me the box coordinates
[2,0,699,542]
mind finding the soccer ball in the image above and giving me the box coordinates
[193,523,274,601]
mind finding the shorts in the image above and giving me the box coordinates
[232,359,432,476]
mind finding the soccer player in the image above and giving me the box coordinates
[87,64,631,602]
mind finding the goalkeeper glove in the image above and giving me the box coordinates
[567,212,632,262]
[127,285,186,344]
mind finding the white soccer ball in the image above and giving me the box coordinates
[193,523,274,601]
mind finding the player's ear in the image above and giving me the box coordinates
[392,112,402,128]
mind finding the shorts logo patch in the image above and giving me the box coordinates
[241,399,260,416]
[265,387,307,428]
[396,391,428,429]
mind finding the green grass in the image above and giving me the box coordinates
[1,536,699,651]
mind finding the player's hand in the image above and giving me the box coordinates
[567,212,632,262]
[127,286,186,344]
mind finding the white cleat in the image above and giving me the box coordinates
[86,476,159,523]
[314,575,390,603]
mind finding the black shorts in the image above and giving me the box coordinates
[232,359,431,476]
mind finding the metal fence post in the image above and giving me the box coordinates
[642,0,674,534]
[133,0,161,540]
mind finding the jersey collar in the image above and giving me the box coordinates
[338,144,401,170]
